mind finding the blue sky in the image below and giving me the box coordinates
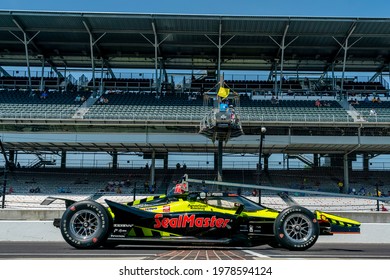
[1,0,389,17]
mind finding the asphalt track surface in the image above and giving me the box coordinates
[1,242,390,259]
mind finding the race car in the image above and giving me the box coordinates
[47,176,361,251]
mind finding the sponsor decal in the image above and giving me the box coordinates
[143,207,157,211]
[188,204,206,210]
[113,229,129,234]
[163,205,170,212]
[153,214,230,229]
[114,224,133,228]
[110,235,126,238]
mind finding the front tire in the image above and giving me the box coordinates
[60,200,111,249]
[274,206,319,251]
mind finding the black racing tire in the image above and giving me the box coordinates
[273,206,319,251]
[60,200,112,249]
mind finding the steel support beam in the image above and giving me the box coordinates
[205,20,235,81]
[83,20,106,94]
[269,23,298,96]
[10,18,40,91]
[217,139,223,182]
[332,23,362,100]
[39,57,45,91]
[149,149,156,189]
[141,21,170,93]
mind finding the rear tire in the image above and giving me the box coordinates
[274,206,319,251]
[60,200,111,249]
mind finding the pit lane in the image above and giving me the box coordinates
[1,242,390,259]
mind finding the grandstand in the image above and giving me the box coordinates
[3,167,388,212]
[0,89,91,119]
[0,11,390,212]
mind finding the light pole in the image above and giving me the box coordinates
[258,127,267,174]
[257,127,266,205]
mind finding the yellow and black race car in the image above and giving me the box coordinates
[51,176,360,251]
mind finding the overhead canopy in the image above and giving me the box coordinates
[2,133,390,155]
[0,10,389,73]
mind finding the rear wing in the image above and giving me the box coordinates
[40,193,104,208]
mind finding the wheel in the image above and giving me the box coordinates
[60,200,112,249]
[273,206,319,251]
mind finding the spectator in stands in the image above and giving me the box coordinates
[322,101,331,107]
[40,90,49,100]
[98,96,105,104]
[363,95,369,103]
[337,180,344,193]
[201,184,208,193]
[81,95,86,102]
[377,96,382,103]
[29,90,37,98]
[144,180,149,193]
[372,96,378,103]
[150,181,156,194]
[116,185,122,194]
[74,94,81,102]
[351,98,359,105]
[369,108,377,116]
[381,204,388,211]
[304,77,309,86]
[315,99,321,107]
[271,96,279,104]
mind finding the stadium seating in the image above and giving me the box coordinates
[0,89,91,119]
[88,78,153,91]
[339,81,386,92]
[0,76,65,90]
[353,101,390,122]
[84,91,211,120]
[190,79,303,93]
[237,96,353,122]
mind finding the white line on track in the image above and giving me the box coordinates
[242,249,271,258]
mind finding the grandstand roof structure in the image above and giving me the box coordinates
[2,133,390,155]
[1,10,390,167]
[0,10,390,73]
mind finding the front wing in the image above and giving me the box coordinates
[316,211,361,234]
